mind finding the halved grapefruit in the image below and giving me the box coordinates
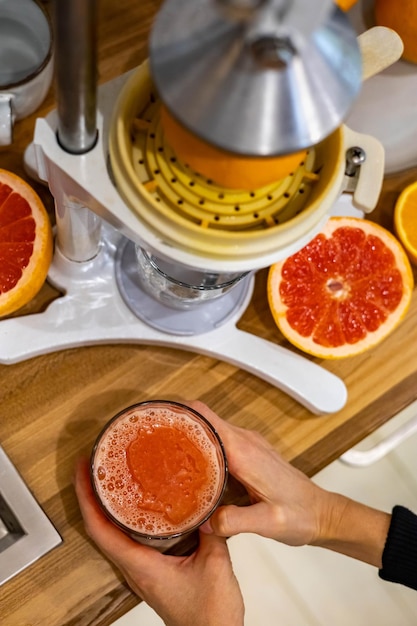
[267,217,414,358]
[0,169,53,317]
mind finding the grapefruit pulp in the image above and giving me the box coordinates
[267,217,414,358]
[0,169,53,317]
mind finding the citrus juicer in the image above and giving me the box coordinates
[0,0,393,414]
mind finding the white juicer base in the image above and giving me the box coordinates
[0,220,347,415]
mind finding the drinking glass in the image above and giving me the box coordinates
[91,400,228,550]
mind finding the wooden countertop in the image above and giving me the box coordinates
[1,1,417,624]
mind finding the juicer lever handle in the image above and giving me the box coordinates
[358,27,404,82]
[189,327,347,415]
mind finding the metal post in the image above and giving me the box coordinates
[54,0,98,153]
[53,0,101,261]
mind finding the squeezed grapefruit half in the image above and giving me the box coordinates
[267,217,414,359]
[160,106,308,190]
[0,169,53,317]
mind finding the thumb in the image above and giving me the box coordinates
[201,502,273,538]
[197,526,230,556]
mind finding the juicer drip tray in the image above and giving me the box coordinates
[115,239,253,335]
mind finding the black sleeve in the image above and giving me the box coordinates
[379,505,417,591]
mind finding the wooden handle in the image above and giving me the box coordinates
[358,26,404,81]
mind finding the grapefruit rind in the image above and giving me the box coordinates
[394,182,417,267]
[375,0,417,65]
[0,169,53,317]
[267,217,414,359]
[160,106,308,191]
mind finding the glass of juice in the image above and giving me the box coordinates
[90,400,228,550]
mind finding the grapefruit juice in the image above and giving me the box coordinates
[91,401,227,547]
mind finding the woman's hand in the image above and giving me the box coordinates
[74,458,244,626]
[189,401,329,546]
[190,401,391,568]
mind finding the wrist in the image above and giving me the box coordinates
[310,491,391,568]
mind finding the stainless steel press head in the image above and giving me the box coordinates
[150,0,362,156]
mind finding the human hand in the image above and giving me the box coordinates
[188,401,331,547]
[74,458,244,626]
[191,402,390,568]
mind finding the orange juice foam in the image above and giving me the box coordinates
[92,402,226,537]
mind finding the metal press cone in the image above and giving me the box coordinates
[149,0,362,157]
